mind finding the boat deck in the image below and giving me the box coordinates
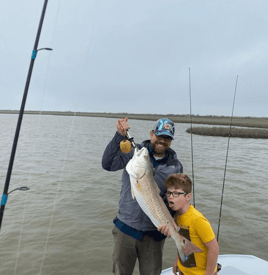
[160,254,268,275]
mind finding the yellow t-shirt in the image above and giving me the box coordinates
[176,205,216,275]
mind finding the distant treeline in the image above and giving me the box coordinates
[186,127,268,139]
[1,110,268,130]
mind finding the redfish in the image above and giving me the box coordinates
[126,147,202,261]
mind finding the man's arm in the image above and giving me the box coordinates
[102,117,133,171]
[204,238,219,275]
[102,132,132,171]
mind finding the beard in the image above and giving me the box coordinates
[151,140,169,155]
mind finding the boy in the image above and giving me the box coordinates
[158,173,219,275]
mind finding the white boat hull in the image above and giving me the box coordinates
[160,254,268,275]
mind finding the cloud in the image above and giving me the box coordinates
[209,39,268,75]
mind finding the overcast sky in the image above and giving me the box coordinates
[1,0,268,117]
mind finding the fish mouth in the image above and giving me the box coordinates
[137,147,148,157]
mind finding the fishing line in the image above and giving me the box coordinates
[39,112,77,275]
[13,184,30,275]
[84,0,100,72]
[216,75,239,242]
[39,1,101,271]
[188,68,195,207]
[13,75,52,275]
[68,0,100,114]
[0,0,52,270]
[13,1,62,273]
[0,0,51,231]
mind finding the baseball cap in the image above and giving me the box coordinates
[152,118,175,140]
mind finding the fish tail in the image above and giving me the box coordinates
[173,233,202,262]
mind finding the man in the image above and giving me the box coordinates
[158,173,219,275]
[102,117,183,275]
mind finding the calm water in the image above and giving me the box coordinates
[0,114,267,275]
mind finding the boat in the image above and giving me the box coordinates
[160,254,268,275]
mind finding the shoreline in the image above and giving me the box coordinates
[1,110,268,129]
[186,126,268,139]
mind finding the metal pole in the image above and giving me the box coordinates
[0,0,50,230]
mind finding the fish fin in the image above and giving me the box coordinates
[126,148,138,175]
[174,232,202,262]
[131,186,135,199]
[126,158,133,175]
[129,176,136,199]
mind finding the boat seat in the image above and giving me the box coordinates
[220,266,250,275]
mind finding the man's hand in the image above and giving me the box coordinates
[116,117,130,136]
[158,224,171,237]
[157,221,177,237]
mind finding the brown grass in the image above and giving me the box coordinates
[1,111,268,130]
[186,127,268,139]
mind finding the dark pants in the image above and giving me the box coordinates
[112,226,165,275]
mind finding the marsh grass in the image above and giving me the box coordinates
[186,127,268,139]
[1,111,268,130]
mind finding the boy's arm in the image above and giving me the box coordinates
[173,254,179,275]
[204,237,219,275]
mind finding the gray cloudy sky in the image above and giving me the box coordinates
[1,0,268,117]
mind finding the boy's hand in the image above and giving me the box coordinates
[173,259,178,274]
[173,255,180,275]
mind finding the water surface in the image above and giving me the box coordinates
[0,114,267,274]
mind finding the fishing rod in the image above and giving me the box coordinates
[188,68,195,207]
[126,132,136,148]
[216,76,239,242]
[0,0,52,230]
